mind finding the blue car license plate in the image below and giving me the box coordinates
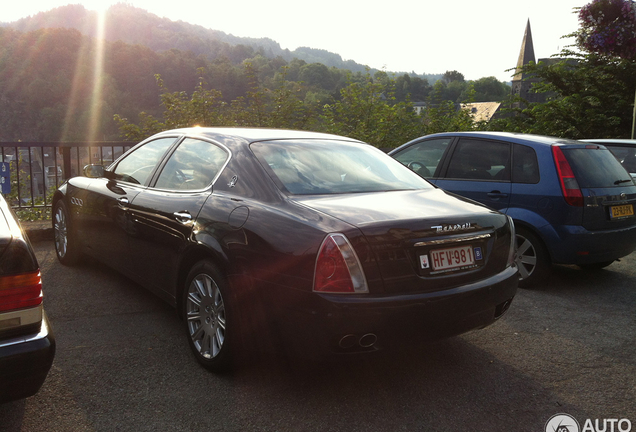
[610,204,634,219]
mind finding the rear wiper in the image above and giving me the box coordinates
[614,179,633,185]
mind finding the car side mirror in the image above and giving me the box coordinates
[84,164,105,178]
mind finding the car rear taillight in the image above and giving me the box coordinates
[552,146,583,207]
[0,270,42,312]
[313,234,368,294]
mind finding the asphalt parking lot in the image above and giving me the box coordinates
[1,240,635,432]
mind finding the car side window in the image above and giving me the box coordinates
[392,138,452,178]
[112,138,176,185]
[512,144,540,184]
[446,139,511,181]
[155,138,228,190]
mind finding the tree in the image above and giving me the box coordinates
[442,70,465,84]
[115,64,309,139]
[576,0,636,59]
[266,67,309,129]
[488,1,636,139]
[488,53,636,138]
[470,77,511,102]
[575,0,636,137]
[115,70,226,141]
[320,73,424,147]
[298,63,335,90]
[422,101,476,135]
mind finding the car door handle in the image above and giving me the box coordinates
[487,191,508,198]
[173,211,193,223]
[117,197,129,207]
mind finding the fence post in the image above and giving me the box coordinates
[61,146,72,180]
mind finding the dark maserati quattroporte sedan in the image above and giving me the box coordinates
[53,128,518,371]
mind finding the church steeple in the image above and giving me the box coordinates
[513,19,536,82]
[511,19,541,105]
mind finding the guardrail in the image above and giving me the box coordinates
[0,142,133,215]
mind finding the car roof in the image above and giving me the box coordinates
[581,139,636,146]
[152,127,363,144]
[412,131,579,146]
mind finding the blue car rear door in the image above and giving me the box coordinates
[436,138,512,211]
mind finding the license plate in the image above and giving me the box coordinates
[429,245,475,271]
[610,204,634,219]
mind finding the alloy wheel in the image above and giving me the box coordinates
[54,204,68,259]
[185,273,226,359]
[515,233,537,281]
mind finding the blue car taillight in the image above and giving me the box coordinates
[552,145,584,207]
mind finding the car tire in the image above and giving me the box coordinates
[53,200,80,265]
[182,261,236,372]
[515,228,550,288]
[579,260,614,271]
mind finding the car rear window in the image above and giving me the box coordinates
[561,147,634,188]
[251,140,433,195]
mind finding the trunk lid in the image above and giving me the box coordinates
[294,189,513,294]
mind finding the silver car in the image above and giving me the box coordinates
[0,194,55,402]
[581,139,636,180]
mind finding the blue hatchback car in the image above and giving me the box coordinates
[390,132,636,287]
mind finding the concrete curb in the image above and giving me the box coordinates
[21,220,54,243]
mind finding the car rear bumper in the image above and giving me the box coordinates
[272,266,518,357]
[549,223,636,265]
[0,312,56,403]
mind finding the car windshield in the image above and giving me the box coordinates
[251,140,433,194]
[562,147,635,187]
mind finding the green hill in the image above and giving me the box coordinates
[2,3,441,80]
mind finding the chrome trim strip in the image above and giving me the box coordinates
[414,233,492,247]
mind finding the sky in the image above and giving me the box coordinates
[3,0,589,82]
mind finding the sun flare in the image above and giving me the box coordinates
[85,0,117,14]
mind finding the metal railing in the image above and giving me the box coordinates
[0,142,133,213]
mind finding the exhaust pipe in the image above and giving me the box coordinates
[494,299,513,319]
